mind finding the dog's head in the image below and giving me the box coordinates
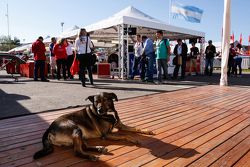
[85,92,118,115]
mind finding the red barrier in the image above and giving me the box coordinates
[6,61,20,74]
[20,61,48,78]
[97,63,110,78]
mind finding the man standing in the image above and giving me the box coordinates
[173,39,188,79]
[131,34,143,80]
[142,36,155,82]
[155,30,170,83]
[205,40,216,76]
[32,36,49,82]
[189,42,199,76]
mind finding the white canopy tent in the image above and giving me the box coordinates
[62,6,205,79]
[8,43,32,54]
[60,25,80,38]
[86,6,205,79]
[85,6,204,40]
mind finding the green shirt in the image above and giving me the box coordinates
[155,39,170,60]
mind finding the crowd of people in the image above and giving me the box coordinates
[31,28,244,86]
[130,30,199,83]
[31,28,95,87]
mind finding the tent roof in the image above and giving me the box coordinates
[85,6,205,40]
[60,25,80,38]
[8,44,32,53]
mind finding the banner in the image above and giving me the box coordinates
[239,33,242,44]
[230,32,234,42]
[171,2,203,23]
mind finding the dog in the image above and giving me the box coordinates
[33,92,154,161]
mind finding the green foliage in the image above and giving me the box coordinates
[0,35,21,51]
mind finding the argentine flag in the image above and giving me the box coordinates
[171,3,203,23]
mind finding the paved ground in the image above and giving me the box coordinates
[0,70,249,119]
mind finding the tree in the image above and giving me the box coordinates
[0,35,21,51]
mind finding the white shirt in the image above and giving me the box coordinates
[177,45,182,55]
[134,41,143,57]
[75,36,93,54]
[66,43,74,56]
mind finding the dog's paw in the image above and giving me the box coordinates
[147,131,155,135]
[131,140,140,145]
[141,129,155,135]
[135,141,141,146]
[98,147,108,154]
[89,155,99,161]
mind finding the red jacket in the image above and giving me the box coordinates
[32,40,46,60]
[53,43,67,60]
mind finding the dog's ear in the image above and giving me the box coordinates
[85,95,95,103]
[109,93,118,101]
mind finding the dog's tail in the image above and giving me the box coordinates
[33,128,54,159]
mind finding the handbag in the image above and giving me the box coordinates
[70,53,79,75]
[90,53,97,66]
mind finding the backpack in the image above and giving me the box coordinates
[163,39,169,55]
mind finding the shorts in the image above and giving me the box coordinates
[50,56,56,69]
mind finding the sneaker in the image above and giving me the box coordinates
[82,82,86,87]
[146,80,154,83]
[34,78,38,81]
[171,76,177,80]
[41,79,50,82]
[154,81,162,85]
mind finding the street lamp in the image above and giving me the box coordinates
[61,22,64,32]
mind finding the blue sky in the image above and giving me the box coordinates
[0,0,249,45]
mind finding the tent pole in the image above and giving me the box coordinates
[117,25,121,78]
[126,25,129,79]
[121,24,125,79]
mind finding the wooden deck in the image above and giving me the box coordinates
[0,85,249,167]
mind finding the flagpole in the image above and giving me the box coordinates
[220,0,231,86]
[6,3,10,37]
[169,0,172,24]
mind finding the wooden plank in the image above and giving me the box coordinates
[233,150,250,167]
[210,136,250,167]
[67,110,244,167]
[186,127,250,166]
[141,117,249,167]
[0,85,249,167]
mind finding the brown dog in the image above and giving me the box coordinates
[33,92,154,161]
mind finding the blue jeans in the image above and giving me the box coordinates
[34,60,45,80]
[205,58,214,76]
[145,52,155,81]
[131,56,140,79]
[234,57,242,75]
[156,59,168,82]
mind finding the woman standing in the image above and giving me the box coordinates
[75,28,94,87]
[53,38,67,80]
